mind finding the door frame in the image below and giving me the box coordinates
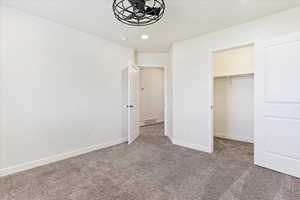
[138,64,168,137]
[208,41,256,153]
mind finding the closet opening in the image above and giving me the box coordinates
[211,44,255,153]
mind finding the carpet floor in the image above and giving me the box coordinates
[0,123,299,200]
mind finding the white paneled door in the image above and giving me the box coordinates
[255,33,300,178]
[128,65,140,144]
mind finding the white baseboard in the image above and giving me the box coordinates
[172,139,212,153]
[167,135,173,144]
[140,120,164,127]
[0,137,128,177]
[215,132,253,143]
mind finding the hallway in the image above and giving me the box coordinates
[137,123,170,145]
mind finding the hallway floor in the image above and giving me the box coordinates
[1,123,299,200]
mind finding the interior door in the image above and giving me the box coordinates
[255,33,300,178]
[128,65,140,144]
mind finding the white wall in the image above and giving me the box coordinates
[0,6,134,175]
[214,75,254,143]
[172,7,300,152]
[136,53,169,67]
[213,45,254,77]
[167,50,173,140]
[140,68,164,125]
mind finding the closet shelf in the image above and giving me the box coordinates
[214,72,254,79]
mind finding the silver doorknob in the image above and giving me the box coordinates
[126,105,134,108]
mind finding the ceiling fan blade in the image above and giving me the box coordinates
[145,6,161,16]
[128,0,146,11]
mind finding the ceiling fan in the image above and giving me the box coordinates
[112,0,165,26]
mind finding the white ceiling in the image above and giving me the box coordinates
[1,0,300,52]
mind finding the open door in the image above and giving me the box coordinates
[255,33,300,178]
[127,64,140,144]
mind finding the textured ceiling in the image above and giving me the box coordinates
[1,0,300,52]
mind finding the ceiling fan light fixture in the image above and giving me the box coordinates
[112,0,165,26]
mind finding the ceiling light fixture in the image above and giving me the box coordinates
[141,34,149,40]
[112,0,165,26]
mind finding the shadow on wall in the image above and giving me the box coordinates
[122,68,129,141]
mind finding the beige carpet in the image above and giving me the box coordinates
[1,123,299,200]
